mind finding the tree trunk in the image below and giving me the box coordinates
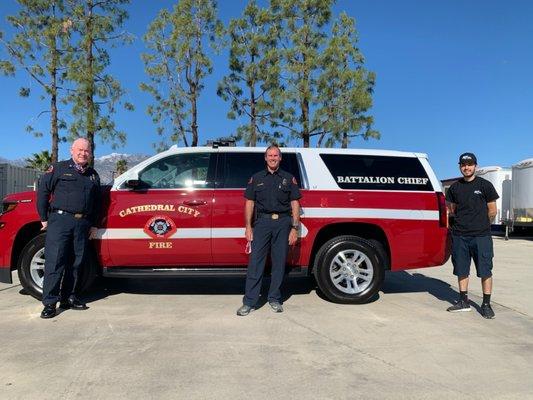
[249,60,257,147]
[50,73,59,163]
[86,0,96,164]
[50,32,59,164]
[301,47,310,148]
[342,132,348,148]
[191,90,198,147]
[301,98,310,148]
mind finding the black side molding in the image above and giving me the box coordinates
[103,266,308,278]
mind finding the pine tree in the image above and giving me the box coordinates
[141,0,222,150]
[1,0,70,163]
[64,0,133,162]
[217,0,282,147]
[270,0,332,147]
[271,0,377,148]
[315,13,378,148]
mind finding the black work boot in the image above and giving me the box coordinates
[40,304,57,319]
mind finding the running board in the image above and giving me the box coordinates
[103,266,308,278]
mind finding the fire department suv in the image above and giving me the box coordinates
[0,145,450,304]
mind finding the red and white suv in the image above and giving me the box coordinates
[0,145,450,303]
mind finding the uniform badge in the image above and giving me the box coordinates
[292,177,298,185]
[282,178,287,186]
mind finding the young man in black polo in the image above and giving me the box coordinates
[446,152,499,319]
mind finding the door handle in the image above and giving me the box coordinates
[183,200,207,206]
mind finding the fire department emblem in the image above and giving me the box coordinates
[144,215,177,239]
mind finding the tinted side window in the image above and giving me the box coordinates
[320,154,432,191]
[138,153,215,189]
[218,152,302,189]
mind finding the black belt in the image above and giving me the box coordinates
[257,211,290,220]
[53,209,87,219]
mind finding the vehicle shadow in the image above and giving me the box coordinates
[83,275,317,306]
[382,271,458,305]
[82,270,460,307]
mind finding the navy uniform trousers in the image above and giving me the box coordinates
[42,212,90,306]
[243,215,291,307]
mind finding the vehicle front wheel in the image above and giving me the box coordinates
[314,235,385,304]
[17,233,98,301]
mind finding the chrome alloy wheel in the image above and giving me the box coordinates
[329,249,374,294]
[29,248,45,289]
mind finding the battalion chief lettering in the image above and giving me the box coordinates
[119,204,200,218]
[337,176,429,185]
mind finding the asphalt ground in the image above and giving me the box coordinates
[1,235,532,400]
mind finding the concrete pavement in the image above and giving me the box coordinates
[1,236,532,400]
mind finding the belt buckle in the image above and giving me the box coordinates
[74,213,83,219]
[271,213,279,220]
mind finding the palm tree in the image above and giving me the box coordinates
[25,150,52,171]
[115,158,128,176]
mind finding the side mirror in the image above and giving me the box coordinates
[125,179,141,189]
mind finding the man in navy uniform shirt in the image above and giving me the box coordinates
[37,138,100,319]
[446,152,499,319]
[237,144,301,316]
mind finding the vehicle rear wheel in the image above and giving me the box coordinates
[314,235,385,304]
[17,233,98,301]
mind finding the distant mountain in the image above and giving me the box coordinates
[0,153,151,184]
[0,156,25,167]
[94,153,151,184]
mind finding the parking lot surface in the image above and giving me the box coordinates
[1,236,532,400]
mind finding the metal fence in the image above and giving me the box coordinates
[0,164,42,201]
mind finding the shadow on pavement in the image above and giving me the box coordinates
[81,270,460,307]
[83,275,317,306]
[382,271,458,305]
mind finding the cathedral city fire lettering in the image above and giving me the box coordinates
[118,204,200,218]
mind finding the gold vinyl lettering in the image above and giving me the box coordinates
[149,242,173,249]
[118,204,202,218]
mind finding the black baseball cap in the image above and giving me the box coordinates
[458,152,477,165]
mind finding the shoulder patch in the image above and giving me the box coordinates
[292,176,298,185]
[46,165,54,173]
[248,177,253,184]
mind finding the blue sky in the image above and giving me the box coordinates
[1,0,532,179]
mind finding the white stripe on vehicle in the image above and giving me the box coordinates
[301,207,439,220]
[97,224,309,240]
[95,206,436,241]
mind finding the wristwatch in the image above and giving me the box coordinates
[291,224,299,230]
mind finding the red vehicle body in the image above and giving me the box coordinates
[0,146,450,303]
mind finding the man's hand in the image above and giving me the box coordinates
[245,226,253,242]
[40,221,47,231]
[89,227,98,240]
[288,228,298,246]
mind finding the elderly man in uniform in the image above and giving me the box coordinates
[38,138,100,319]
[237,144,301,316]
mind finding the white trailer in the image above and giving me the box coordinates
[475,166,512,226]
[511,158,533,229]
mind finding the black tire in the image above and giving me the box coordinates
[314,235,385,304]
[17,233,98,301]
